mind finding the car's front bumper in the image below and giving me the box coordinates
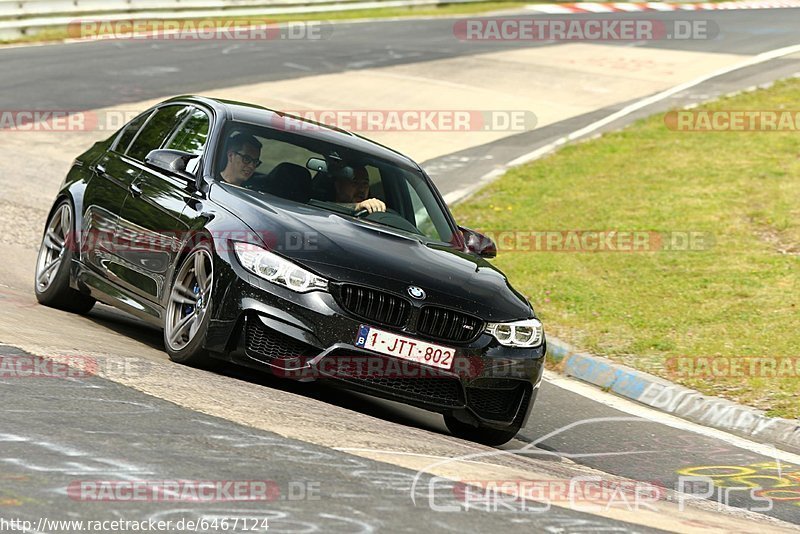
[206,252,545,430]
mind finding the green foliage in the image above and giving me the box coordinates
[454,79,800,417]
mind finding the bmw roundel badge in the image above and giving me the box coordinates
[407,286,426,300]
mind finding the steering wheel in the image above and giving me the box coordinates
[354,209,420,234]
[355,206,400,218]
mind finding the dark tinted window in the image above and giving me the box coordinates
[114,112,151,154]
[219,122,454,243]
[127,105,190,161]
[165,108,210,174]
[258,135,316,172]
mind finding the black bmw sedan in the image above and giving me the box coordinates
[34,96,546,445]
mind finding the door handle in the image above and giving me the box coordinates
[129,183,143,198]
[95,164,109,177]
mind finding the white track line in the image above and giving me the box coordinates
[544,370,800,464]
[443,42,800,204]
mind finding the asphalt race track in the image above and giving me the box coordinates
[1,6,800,532]
[2,10,800,111]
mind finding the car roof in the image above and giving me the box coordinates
[165,95,420,170]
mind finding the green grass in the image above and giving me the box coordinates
[0,1,528,44]
[453,78,800,418]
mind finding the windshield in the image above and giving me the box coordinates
[214,122,455,244]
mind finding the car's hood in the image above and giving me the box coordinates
[213,185,532,320]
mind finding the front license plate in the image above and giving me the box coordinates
[355,325,455,370]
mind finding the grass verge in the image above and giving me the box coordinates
[452,78,800,418]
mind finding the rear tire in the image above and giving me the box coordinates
[164,241,216,368]
[34,200,95,314]
[444,415,521,446]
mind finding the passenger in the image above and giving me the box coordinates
[219,133,263,187]
[334,166,386,214]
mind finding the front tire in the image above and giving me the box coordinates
[164,242,215,367]
[444,415,521,446]
[34,200,95,314]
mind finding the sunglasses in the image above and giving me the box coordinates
[234,151,262,167]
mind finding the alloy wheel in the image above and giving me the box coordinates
[35,203,71,293]
[165,249,213,351]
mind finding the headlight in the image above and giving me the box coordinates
[485,318,544,347]
[233,242,328,293]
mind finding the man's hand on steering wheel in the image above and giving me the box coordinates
[355,198,386,214]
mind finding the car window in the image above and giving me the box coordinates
[406,179,441,241]
[216,130,319,178]
[114,111,152,154]
[127,105,191,162]
[217,122,455,244]
[259,136,318,172]
[165,107,210,174]
[166,108,210,156]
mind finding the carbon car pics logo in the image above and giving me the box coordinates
[0,355,97,379]
[474,230,714,253]
[438,478,665,512]
[675,476,775,513]
[453,18,718,41]
[665,110,800,131]
[67,19,331,41]
[676,462,800,512]
[270,110,537,133]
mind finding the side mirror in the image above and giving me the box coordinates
[460,227,497,259]
[145,149,198,182]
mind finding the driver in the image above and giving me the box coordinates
[219,133,263,187]
[333,166,386,214]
